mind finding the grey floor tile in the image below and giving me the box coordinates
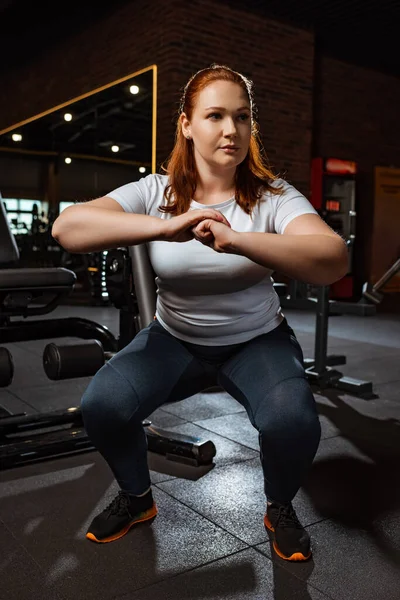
[257,515,400,600]
[0,452,110,523]
[121,547,330,600]
[337,353,400,386]
[313,394,341,439]
[374,380,400,403]
[161,390,245,421]
[0,450,176,523]
[300,342,399,388]
[302,434,400,529]
[298,334,395,360]
[285,309,400,349]
[326,337,398,360]
[147,406,189,428]
[157,458,321,546]
[157,458,267,545]
[10,377,92,412]
[0,387,38,415]
[313,392,400,456]
[5,487,246,600]
[0,521,64,600]
[194,412,259,451]
[317,414,341,441]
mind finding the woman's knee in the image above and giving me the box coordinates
[81,363,140,429]
[257,377,321,441]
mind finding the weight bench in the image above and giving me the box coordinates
[0,194,117,354]
[0,195,215,469]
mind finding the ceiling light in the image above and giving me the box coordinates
[12,133,22,142]
[129,85,139,95]
[65,157,72,164]
[111,145,119,153]
[139,167,146,173]
[64,113,72,122]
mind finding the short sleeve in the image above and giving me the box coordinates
[273,180,318,234]
[106,176,150,214]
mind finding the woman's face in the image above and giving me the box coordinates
[182,80,252,174]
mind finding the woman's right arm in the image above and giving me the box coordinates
[52,196,231,253]
[52,196,166,253]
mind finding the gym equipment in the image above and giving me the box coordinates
[0,408,216,470]
[310,157,357,299]
[0,193,216,469]
[0,195,117,349]
[304,286,373,397]
[43,340,111,380]
[361,258,400,305]
[0,347,14,388]
[281,279,376,317]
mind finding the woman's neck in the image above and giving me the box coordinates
[193,169,236,203]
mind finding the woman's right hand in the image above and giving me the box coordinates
[161,209,231,243]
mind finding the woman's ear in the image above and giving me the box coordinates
[180,113,191,139]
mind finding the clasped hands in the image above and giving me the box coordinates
[191,213,238,254]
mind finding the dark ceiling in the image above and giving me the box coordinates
[0,0,398,77]
[226,0,400,77]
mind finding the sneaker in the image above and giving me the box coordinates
[264,502,311,561]
[86,489,157,543]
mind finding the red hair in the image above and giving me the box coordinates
[160,64,283,217]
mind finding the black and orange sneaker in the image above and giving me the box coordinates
[264,502,311,561]
[86,489,157,543]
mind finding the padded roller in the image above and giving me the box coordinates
[43,340,105,380]
[0,347,14,387]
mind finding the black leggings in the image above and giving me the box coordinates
[81,318,321,504]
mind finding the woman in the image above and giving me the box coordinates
[52,65,347,561]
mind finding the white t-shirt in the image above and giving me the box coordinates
[107,174,317,346]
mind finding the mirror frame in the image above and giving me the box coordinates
[0,64,157,174]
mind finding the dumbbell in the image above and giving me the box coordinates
[43,340,113,380]
[0,348,14,387]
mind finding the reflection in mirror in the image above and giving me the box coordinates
[0,65,156,304]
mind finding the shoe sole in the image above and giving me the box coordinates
[264,515,312,562]
[86,504,158,544]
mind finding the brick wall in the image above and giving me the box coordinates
[0,0,314,194]
[314,54,400,290]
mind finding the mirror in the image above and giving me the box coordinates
[0,65,156,303]
[0,65,156,229]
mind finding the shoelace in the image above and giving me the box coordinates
[105,491,131,517]
[274,504,303,530]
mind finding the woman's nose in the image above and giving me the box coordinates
[223,119,237,137]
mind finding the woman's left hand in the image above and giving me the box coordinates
[191,219,239,253]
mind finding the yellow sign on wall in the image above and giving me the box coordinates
[372,167,400,292]
[375,167,400,201]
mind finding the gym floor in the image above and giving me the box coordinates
[1,305,399,600]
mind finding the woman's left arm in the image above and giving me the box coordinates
[229,214,348,285]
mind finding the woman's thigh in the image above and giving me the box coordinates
[217,320,313,424]
[100,320,216,421]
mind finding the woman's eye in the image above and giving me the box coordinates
[207,112,249,121]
